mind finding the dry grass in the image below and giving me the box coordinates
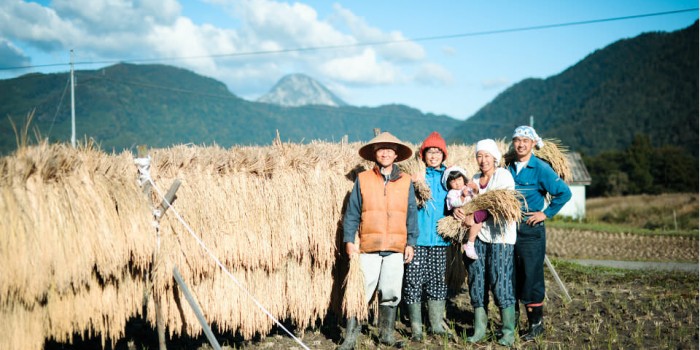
[437,189,524,244]
[341,254,368,321]
[504,139,572,182]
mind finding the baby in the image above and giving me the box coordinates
[442,166,483,260]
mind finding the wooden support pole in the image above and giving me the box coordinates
[158,180,182,216]
[156,295,167,350]
[173,266,222,350]
[544,255,572,302]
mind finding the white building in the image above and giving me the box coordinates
[557,152,592,220]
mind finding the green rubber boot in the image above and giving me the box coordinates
[406,303,423,341]
[427,300,447,335]
[466,307,488,343]
[497,306,516,346]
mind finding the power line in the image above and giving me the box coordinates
[0,8,696,71]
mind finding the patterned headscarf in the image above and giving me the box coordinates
[512,125,544,149]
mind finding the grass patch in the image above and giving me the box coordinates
[547,220,698,237]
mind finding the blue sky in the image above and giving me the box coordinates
[0,0,697,120]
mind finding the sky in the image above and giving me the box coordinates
[0,0,697,120]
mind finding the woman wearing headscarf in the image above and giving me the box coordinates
[453,139,518,346]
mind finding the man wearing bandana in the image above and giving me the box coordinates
[508,126,571,341]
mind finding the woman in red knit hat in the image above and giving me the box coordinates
[402,131,451,342]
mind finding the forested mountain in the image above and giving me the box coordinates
[0,21,696,163]
[0,64,460,155]
[448,21,698,158]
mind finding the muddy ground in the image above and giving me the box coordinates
[46,227,698,349]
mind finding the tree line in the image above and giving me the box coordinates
[584,134,698,197]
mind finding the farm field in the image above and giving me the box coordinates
[46,193,699,350]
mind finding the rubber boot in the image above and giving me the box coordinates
[378,305,402,347]
[406,303,423,341]
[522,305,544,341]
[497,306,516,346]
[338,317,362,350]
[427,300,447,335]
[466,307,488,343]
[337,317,360,350]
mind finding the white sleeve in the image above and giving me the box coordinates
[446,190,463,210]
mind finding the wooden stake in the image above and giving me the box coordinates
[173,266,222,350]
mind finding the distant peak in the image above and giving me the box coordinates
[257,74,348,107]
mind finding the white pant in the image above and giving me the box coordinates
[359,252,404,307]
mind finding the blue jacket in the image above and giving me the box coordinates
[508,156,572,218]
[416,165,450,246]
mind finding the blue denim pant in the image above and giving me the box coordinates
[464,239,515,309]
[514,222,546,305]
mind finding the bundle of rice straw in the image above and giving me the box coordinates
[397,148,431,207]
[445,245,467,290]
[504,139,572,183]
[341,253,368,322]
[437,189,524,245]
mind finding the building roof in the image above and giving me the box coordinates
[566,152,591,185]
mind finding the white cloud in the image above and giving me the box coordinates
[414,63,453,86]
[0,0,436,96]
[51,0,181,32]
[0,38,30,67]
[481,77,511,89]
[0,2,80,50]
[319,49,399,85]
[441,46,456,56]
[331,4,424,62]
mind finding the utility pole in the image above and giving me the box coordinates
[70,49,76,148]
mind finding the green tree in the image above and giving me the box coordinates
[625,134,654,194]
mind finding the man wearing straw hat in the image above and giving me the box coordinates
[508,125,571,341]
[339,131,419,349]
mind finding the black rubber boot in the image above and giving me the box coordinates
[337,317,360,350]
[406,303,423,341]
[378,305,403,347]
[522,305,544,341]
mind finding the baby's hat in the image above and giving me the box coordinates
[441,165,469,189]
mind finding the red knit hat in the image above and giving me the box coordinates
[419,131,448,160]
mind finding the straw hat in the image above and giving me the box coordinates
[358,132,413,162]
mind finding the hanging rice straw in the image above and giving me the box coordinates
[445,245,467,290]
[341,253,368,321]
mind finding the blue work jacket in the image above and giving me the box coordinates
[508,155,572,218]
[416,165,450,247]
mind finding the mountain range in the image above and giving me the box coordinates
[0,21,696,159]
